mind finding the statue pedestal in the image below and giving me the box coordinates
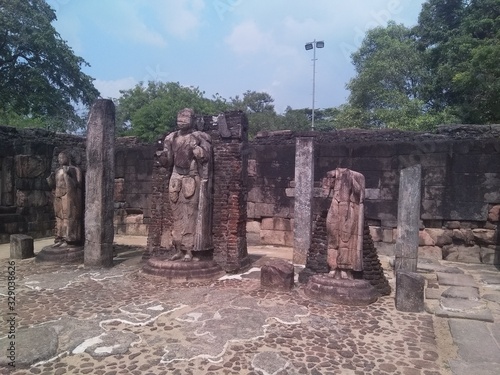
[142,257,225,283]
[304,274,378,306]
[35,244,84,264]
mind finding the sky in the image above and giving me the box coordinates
[46,0,427,114]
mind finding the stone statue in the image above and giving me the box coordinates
[161,108,213,261]
[324,168,365,279]
[47,151,83,247]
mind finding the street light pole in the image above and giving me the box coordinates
[305,40,324,131]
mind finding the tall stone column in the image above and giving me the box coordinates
[84,99,115,268]
[394,164,422,272]
[293,137,315,265]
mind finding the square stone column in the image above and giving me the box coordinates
[84,99,115,268]
[394,164,422,272]
[293,137,315,265]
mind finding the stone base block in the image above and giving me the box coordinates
[10,234,34,259]
[395,271,425,312]
[261,259,294,291]
[304,275,378,306]
[142,258,225,283]
[35,245,84,264]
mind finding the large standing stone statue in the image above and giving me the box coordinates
[304,168,378,306]
[47,151,84,247]
[324,168,365,279]
[161,108,213,261]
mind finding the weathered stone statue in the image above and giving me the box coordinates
[47,151,83,247]
[161,108,213,261]
[324,168,365,279]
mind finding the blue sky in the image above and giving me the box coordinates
[47,0,427,113]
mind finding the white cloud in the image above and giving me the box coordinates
[94,77,137,100]
[224,20,269,54]
[156,0,205,38]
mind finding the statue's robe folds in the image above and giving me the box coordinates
[326,168,365,272]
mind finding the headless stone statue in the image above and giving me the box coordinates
[324,168,365,279]
[47,152,83,247]
[161,108,213,261]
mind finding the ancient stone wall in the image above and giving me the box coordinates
[0,126,86,243]
[247,125,500,265]
[114,137,156,236]
[0,126,155,244]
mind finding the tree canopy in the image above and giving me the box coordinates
[0,0,99,131]
[116,81,229,141]
[339,0,500,129]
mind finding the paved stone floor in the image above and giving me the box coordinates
[0,237,499,375]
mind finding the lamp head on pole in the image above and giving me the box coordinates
[305,43,313,51]
[316,41,325,48]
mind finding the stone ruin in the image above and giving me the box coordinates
[0,121,499,270]
[246,126,500,266]
[300,168,390,305]
[143,110,249,280]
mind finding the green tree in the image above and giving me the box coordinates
[415,0,500,123]
[229,90,279,137]
[345,21,449,130]
[116,81,229,141]
[0,0,99,131]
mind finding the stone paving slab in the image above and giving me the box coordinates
[418,263,464,274]
[441,286,479,300]
[435,296,494,323]
[449,360,500,375]
[448,319,500,363]
[437,273,478,287]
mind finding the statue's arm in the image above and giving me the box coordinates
[159,134,174,172]
[46,171,55,188]
[193,132,212,163]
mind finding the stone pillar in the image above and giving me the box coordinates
[395,271,425,312]
[293,137,314,265]
[84,99,115,268]
[394,164,421,272]
[10,234,34,259]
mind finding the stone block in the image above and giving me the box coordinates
[260,230,286,246]
[246,220,260,234]
[418,246,443,260]
[261,217,274,230]
[488,205,500,222]
[114,178,125,202]
[261,259,294,291]
[472,228,496,246]
[425,228,452,246]
[382,228,393,243]
[10,234,34,259]
[274,217,292,231]
[369,226,383,242]
[14,155,47,178]
[452,229,474,245]
[443,245,482,263]
[419,230,435,246]
[480,247,500,265]
[395,271,425,312]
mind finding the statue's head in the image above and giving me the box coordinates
[177,108,195,131]
[58,152,70,166]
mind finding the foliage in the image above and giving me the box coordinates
[342,0,499,129]
[116,81,229,141]
[0,0,99,132]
